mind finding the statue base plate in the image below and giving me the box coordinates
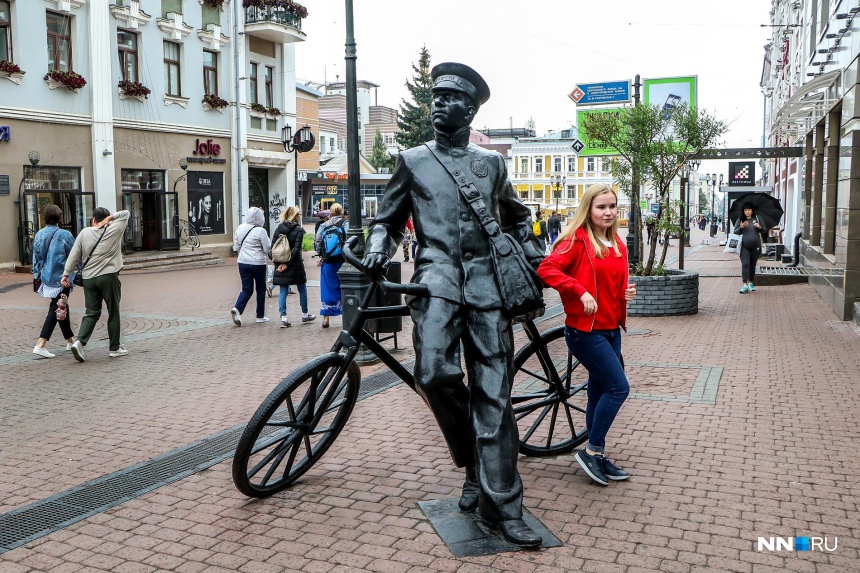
[417,498,562,557]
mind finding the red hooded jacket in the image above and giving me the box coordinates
[537,226,629,332]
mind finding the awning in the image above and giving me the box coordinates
[244,149,291,168]
[770,70,841,141]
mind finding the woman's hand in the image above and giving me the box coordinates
[277,264,287,272]
[753,221,761,229]
[580,292,597,315]
[740,221,749,228]
[625,283,636,301]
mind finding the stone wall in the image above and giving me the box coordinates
[628,269,699,316]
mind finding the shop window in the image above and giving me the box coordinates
[162,0,182,18]
[535,157,543,173]
[533,188,543,200]
[202,49,217,95]
[202,3,219,27]
[249,62,258,104]
[265,65,273,108]
[46,11,72,72]
[567,156,576,172]
[163,41,181,96]
[121,169,165,191]
[0,1,12,63]
[117,29,139,82]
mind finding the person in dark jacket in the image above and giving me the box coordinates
[272,206,315,327]
[547,211,561,245]
[733,202,767,294]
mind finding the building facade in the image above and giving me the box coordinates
[762,0,860,320]
[0,0,308,265]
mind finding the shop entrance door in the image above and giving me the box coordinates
[248,168,270,235]
[141,193,159,250]
[122,191,179,252]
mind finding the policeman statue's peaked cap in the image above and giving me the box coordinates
[431,62,491,108]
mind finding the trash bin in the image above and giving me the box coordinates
[366,261,403,336]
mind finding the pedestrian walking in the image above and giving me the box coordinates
[548,211,561,245]
[537,183,637,487]
[645,216,655,245]
[271,206,315,328]
[403,216,415,262]
[315,202,347,328]
[230,206,271,326]
[62,208,131,362]
[734,202,767,294]
[31,205,77,358]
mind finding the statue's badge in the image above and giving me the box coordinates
[470,158,489,178]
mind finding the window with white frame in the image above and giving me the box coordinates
[554,157,562,172]
[568,156,576,172]
[265,66,273,108]
[535,157,543,173]
[520,158,529,173]
[587,158,595,172]
[249,62,258,104]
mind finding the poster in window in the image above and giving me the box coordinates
[188,171,225,235]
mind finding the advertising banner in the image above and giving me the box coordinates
[576,108,625,157]
[188,171,225,235]
[643,76,697,116]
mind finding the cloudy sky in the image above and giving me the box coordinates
[296,0,773,154]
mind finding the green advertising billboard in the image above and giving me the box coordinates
[576,107,625,157]
[643,76,697,113]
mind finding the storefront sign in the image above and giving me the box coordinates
[312,184,337,195]
[0,174,9,195]
[0,126,10,142]
[188,171,225,235]
[187,138,226,163]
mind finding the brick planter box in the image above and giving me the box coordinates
[628,269,698,316]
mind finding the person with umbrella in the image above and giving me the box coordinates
[733,202,768,293]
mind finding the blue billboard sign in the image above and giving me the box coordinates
[569,81,631,106]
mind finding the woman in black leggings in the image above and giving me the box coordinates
[733,203,766,294]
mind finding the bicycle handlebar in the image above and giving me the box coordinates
[342,236,430,297]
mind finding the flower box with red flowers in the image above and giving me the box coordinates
[44,70,87,92]
[202,94,229,110]
[118,80,152,99]
[0,60,23,74]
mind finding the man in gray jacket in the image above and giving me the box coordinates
[62,208,130,362]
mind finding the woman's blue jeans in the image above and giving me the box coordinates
[564,327,629,453]
[279,283,308,317]
[235,263,267,318]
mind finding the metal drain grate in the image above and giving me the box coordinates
[0,362,415,554]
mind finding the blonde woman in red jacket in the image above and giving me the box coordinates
[537,183,637,486]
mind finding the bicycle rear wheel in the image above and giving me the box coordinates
[232,352,361,497]
[513,325,588,456]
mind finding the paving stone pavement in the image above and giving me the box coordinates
[1,236,859,573]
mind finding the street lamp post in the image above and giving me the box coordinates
[678,159,700,269]
[550,174,566,215]
[684,159,699,247]
[172,158,188,194]
[705,173,723,237]
[282,124,315,206]
[16,150,41,265]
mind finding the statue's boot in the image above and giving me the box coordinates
[458,467,479,512]
[482,517,542,547]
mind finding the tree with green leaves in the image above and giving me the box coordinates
[396,46,434,150]
[369,128,395,172]
[580,103,727,275]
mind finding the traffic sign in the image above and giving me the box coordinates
[571,139,585,153]
[651,203,659,215]
[569,81,631,106]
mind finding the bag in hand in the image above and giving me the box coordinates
[73,270,84,287]
[490,233,545,321]
[271,233,292,264]
[33,277,41,292]
[724,233,743,255]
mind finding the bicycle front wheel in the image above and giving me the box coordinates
[232,352,361,497]
[513,325,588,456]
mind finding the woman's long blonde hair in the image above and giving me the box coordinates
[553,183,621,259]
[280,205,301,223]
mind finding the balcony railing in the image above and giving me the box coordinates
[245,5,303,31]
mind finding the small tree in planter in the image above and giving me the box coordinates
[580,103,727,276]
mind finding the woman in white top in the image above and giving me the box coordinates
[230,207,271,326]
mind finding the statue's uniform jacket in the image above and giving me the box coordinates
[366,133,544,305]
[366,128,544,521]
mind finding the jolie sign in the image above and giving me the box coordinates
[188,138,226,164]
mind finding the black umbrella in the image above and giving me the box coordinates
[728,193,784,229]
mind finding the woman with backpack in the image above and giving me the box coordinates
[271,206,315,328]
[314,202,346,328]
[230,207,271,326]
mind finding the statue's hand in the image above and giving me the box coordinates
[361,252,390,278]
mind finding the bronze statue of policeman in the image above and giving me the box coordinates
[361,62,545,547]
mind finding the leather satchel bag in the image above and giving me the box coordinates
[426,144,544,321]
[271,233,292,264]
